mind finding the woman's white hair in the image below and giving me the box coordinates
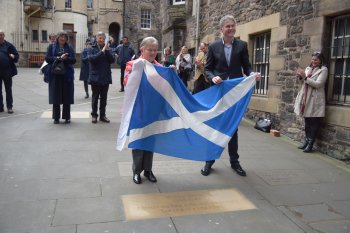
[140,36,158,49]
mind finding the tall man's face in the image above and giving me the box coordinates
[0,32,5,44]
[221,19,236,39]
[123,37,128,45]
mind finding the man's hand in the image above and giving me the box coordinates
[212,76,223,84]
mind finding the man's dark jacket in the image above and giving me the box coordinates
[0,40,19,77]
[88,44,114,85]
[205,38,252,80]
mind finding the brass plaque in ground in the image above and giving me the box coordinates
[122,189,256,220]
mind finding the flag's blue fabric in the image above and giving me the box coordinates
[117,59,256,161]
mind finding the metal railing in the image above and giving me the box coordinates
[10,32,89,53]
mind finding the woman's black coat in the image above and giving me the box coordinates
[45,43,76,104]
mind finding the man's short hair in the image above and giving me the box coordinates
[96,32,106,38]
[219,15,237,28]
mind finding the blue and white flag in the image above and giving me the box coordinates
[117,59,256,161]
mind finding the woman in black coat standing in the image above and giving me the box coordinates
[79,39,92,98]
[45,31,76,124]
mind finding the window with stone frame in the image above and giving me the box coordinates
[65,0,72,9]
[141,9,151,30]
[328,15,350,105]
[87,0,93,9]
[32,30,39,41]
[252,32,271,95]
[41,30,48,42]
[173,0,185,5]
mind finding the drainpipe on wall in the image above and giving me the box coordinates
[194,0,201,56]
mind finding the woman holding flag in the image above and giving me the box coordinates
[123,36,161,184]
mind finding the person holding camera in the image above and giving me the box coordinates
[294,51,328,153]
[175,46,192,88]
[45,31,76,124]
[88,32,114,124]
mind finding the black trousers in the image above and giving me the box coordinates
[91,84,109,117]
[179,70,190,87]
[132,149,154,174]
[84,81,89,94]
[0,72,13,110]
[52,104,70,120]
[192,74,210,94]
[207,130,239,166]
[304,117,321,141]
[120,64,126,90]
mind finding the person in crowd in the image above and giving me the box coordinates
[192,42,209,94]
[293,51,328,153]
[45,31,76,124]
[114,36,135,92]
[175,46,192,88]
[79,39,92,99]
[88,32,114,124]
[162,47,175,67]
[40,33,57,76]
[0,30,19,114]
[123,36,162,185]
[201,15,261,177]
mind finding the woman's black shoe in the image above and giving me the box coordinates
[298,138,309,149]
[85,93,89,99]
[133,173,142,184]
[54,119,59,124]
[303,140,314,153]
[144,171,157,182]
[65,119,71,124]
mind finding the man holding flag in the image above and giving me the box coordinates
[201,15,261,177]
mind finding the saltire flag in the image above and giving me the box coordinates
[116,59,256,161]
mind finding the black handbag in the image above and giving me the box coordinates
[254,118,272,133]
[51,59,66,75]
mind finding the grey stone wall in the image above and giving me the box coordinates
[124,0,162,53]
[193,0,349,160]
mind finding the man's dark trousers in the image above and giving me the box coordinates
[120,64,126,91]
[0,70,13,110]
[207,130,239,165]
[91,84,109,117]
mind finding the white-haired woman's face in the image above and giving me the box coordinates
[141,44,158,62]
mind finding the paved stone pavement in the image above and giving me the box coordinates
[0,68,350,233]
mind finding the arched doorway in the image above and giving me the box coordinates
[109,22,121,46]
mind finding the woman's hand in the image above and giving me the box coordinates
[294,67,306,80]
[60,53,69,60]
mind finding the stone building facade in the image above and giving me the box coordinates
[124,0,162,56]
[181,0,349,159]
[0,0,123,59]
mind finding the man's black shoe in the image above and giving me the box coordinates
[144,171,157,182]
[91,116,97,124]
[231,163,247,176]
[0,109,4,112]
[100,116,110,123]
[133,173,142,184]
[201,161,214,176]
[54,119,59,124]
[8,108,13,114]
[119,88,124,92]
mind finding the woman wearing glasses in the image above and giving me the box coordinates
[294,51,328,153]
